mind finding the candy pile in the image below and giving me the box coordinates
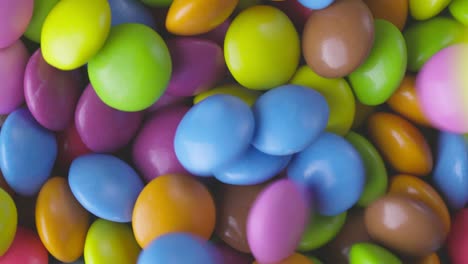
[0,0,467,263]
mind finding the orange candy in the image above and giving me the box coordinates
[253,252,313,264]
[363,0,408,30]
[387,75,431,126]
[35,177,90,263]
[418,253,441,264]
[388,174,451,236]
[132,174,216,248]
[367,112,433,176]
[166,0,238,35]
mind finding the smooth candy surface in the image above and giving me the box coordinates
[345,132,387,207]
[0,189,16,256]
[433,132,468,209]
[214,146,291,185]
[84,219,141,264]
[36,177,90,263]
[302,0,374,78]
[224,5,300,90]
[137,233,219,264]
[247,179,309,264]
[0,227,48,264]
[298,0,334,10]
[363,0,408,30]
[142,0,173,6]
[41,0,111,70]
[447,209,468,264]
[0,0,33,48]
[75,84,144,153]
[409,0,450,20]
[24,0,59,42]
[349,243,402,264]
[0,40,29,114]
[0,108,57,196]
[165,38,226,96]
[290,65,355,135]
[132,105,190,182]
[55,123,92,173]
[288,132,365,216]
[193,84,261,107]
[254,252,314,264]
[108,0,155,27]
[174,95,254,176]
[416,44,468,133]
[215,243,253,264]
[88,23,172,112]
[450,0,468,25]
[69,154,144,222]
[24,49,82,131]
[298,212,347,251]
[349,19,407,105]
[132,174,216,248]
[252,85,329,156]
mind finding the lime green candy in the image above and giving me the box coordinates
[298,211,347,251]
[350,243,402,264]
[349,19,407,106]
[404,17,467,72]
[450,0,468,25]
[141,0,173,7]
[88,23,172,112]
[23,0,60,43]
[0,188,17,256]
[290,66,355,135]
[409,0,450,20]
[193,84,262,106]
[84,219,141,264]
[346,132,387,207]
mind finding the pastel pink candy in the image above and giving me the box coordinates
[0,0,33,48]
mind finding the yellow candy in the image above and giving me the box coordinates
[193,84,262,106]
[41,0,111,70]
[409,0,451,20]
[0,188,17,256]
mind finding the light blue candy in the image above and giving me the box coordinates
[108,0,156,28]
[252,84,329,156]
[288,132,365,216]
[174,95,255,176]
[69,154,144,222]
[213,146,291,185]
[137,233,220,264]
[433,132,468,209]
[298,0,335,10]
[0,108,57,196]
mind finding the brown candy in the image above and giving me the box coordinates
[365,194,446,257]
[302,0,374,78]
[214,183,267,253]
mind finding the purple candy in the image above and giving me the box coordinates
[146,91,190,113]
[165,38,226,97]
[247,179,309,264]
[0,0,33,48]
[214,243,253,264]
[196,19,231,47]
[0,40,29,114]
[132,105,190,182]
[75,84,144,153]
[24,49,82,131]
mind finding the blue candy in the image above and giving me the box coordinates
[69,154,144,222]
[298,0,335,10]
[174,95,255,176]
[0,108,57,196]
[288,132,365,216]
[213,146,291,185]
[108,0,156,28]
[252,84,329,156]
[433,132,468,209]
[137,233,220,264]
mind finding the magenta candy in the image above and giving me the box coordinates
[24,49,82,131]
[75,84,144,153]
[165,38,226,97]
[447,209,468,264]
[247,179,309,264]
[0,40,29,114]
[0,0,33,48]
[132,104,190,182]
[146,92,190,113]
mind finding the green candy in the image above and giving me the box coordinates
[346,132,387,207]
[450,0,468,25]
[88,24,172,112]
[350,243,402,264]
[306,255,324,264]
[348,19,407,106]
[141,0,173,7]
[298,211,347,251]
[404,17,466,72]
[23,0,60,43]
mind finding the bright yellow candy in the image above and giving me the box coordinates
[224,5,300,90]
[0,188,17,256]
[290,65,355,135]
[41,0,111,70]
[84,219,141,264]
[35,177,90,263]
[409,0,451,20]
[193,84,262,106]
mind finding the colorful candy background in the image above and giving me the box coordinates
[0,0,468,263]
